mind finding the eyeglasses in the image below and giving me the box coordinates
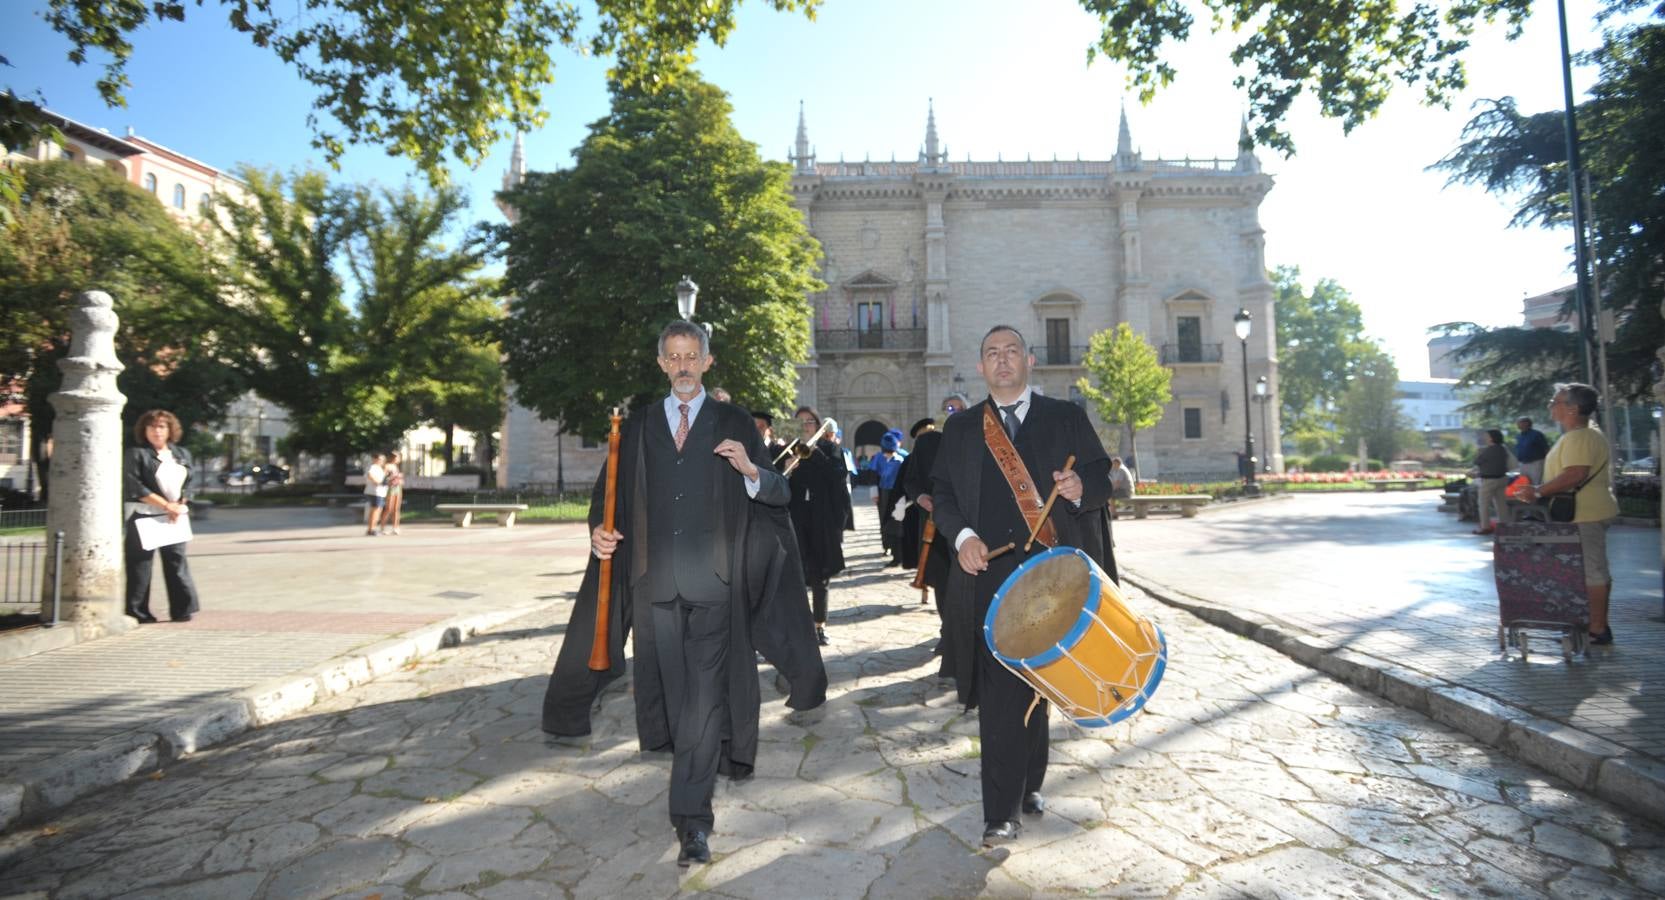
[661,353,705,365]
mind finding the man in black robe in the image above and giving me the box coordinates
[931,324,1115,847]
[894,417,939,572]
[787,406,847,646]
[540,321,827,867]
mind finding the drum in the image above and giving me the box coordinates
[984,546,1167,727]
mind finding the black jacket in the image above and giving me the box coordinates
[124,444,195,503]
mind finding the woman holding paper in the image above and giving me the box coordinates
[123,409,201,623]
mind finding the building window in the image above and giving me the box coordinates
[856,301,884,349]
[172,184,186,209]
[61,148,76,163]
[199,193,212,215]
[580,435,599,450]
[1183,407,1203,440]
[1045,318,1071,365]
[1176,316,1202,362]
[143,173,157,193]
[0,421,20,462]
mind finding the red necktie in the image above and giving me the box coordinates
[674,403,690,452]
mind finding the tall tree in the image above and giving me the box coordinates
[1080,0,1533,155]
[27,0,818,182]
[0,159,238,494]
[1075,322,1173,456]
[1430,7,1664,417]
[203,168,498,484]
[1272,265,1374,440]
[1336,345,1411,462]
[497,66,821,439]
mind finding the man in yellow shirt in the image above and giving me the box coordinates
[1517,383,1620,644]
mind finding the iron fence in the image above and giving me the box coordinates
[0,508,47,530]
[1,530,63,627]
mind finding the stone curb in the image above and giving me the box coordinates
[1122,568,1665,829]
[0,602,548,834]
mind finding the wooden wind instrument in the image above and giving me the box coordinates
[587,407,624,672]
[910,514,937,601]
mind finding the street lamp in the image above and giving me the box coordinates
[675,275,699,320]
[1233,308,1259,495]
[1253,375,1272,472]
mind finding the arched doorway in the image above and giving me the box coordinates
[853,419,890,449]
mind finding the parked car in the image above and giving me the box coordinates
[218,463,290,486]
[1620,456,1656,476]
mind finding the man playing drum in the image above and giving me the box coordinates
[930,324,1117,846]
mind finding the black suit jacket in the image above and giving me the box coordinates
[124,444,195,503]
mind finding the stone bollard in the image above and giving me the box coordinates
[45,291,132,638]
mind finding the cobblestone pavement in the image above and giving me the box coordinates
[1114,492,1664,759]
[0,509,589,771]
[2,508,1662,898]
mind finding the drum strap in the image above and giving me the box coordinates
[982,404,1057,549]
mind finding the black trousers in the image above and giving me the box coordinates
[809,580,829,625]
[976,638,1049,822]
[124,517,200,620]
[651,597,731,835]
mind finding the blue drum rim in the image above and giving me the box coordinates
[983,546,1101,670]
[1070,626,1167,727]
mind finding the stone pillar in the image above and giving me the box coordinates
[45,291,131,638]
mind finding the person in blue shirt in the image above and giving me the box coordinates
[866,429,908,565]
[1514,417,1550,485]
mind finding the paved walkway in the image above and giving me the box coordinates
[1,505,1663,897]
[1115,491,1664,760]
[0,509,591,772]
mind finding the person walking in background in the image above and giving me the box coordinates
[123,410,201,623]
[382,450,405,535]
[363,452,389,536]
[787,406,848,646]
[1471,429,1513,535]
[1108,456,1135,520]
[1515,417,1550,485]
[1515,384,1620,645]
[866,430,907,566]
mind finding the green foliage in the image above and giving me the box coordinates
[36,0,818,183]
[497,68,821,439]
[1075,322,1172,454]
[1336,345,1411,462]
[0,159,239,468]
[1430,8,1664,413]
[202,168,501,479]
[1272,265,1375,435]
[1078,0,1532,156]
[1307,454,1351,473]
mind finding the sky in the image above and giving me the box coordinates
[2,0,1616,380]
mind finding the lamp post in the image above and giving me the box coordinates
[676,275,700,321]
[1233,308,1259,494]
[1253,375,1271,472]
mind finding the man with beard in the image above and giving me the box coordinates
[930,324,1114,847]
[788,406,848,646]
[539,320,827,867]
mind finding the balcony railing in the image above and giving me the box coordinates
[1160,343,1224,365]
[814,328,927,352]
[1031,344,1088,366]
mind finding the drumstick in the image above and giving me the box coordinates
[1023,455,1076,552]
[983,541,1017,562]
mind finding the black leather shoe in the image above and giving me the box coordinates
[172,614,193,623]
[982,820,1022,846]
[677,830,711,867]
[816,626,829,646]
[1021,791,1045,815]
[1590,626,1614,645]
[130,612,158,624]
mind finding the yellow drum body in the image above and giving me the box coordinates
[984,546,1167,727]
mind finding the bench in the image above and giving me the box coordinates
[1125,494,1213,519]
[1370,478,1429,491]
[434,503,530,528]
[312,492,365,508]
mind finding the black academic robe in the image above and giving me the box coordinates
[902,429,949,592]
[930,393,1116,708]
[541,401,829,774]
[787,440,847,585]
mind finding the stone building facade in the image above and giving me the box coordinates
[497,106,1283,488]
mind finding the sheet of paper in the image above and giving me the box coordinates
[134,512,193,551]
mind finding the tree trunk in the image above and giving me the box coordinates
[30,428,51,504]
[331,447,349,491]
[443,422,455,469]
[480,431,495,485]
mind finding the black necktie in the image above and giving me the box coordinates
[999,402,1021,439]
